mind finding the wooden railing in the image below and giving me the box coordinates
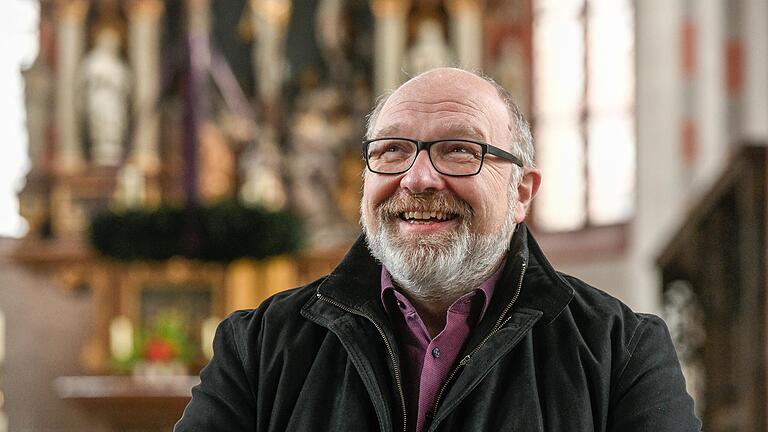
[658,144,767,431]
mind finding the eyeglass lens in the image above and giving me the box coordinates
[366,139,483,175]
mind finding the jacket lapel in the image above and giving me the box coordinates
[430,307,543,428]
[431,224,576,426]
[301,236,403,432]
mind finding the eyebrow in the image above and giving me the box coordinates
[372,123,404,139]
[442,122,487,141]
[372,122,489,142]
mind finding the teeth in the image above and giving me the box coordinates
[401,211,452,221]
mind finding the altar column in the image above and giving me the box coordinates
[690,0,727,185]
[128,0,164,176]
[54,0,88,173]
[447,0,484,71]
[250,0,292,111]
[372,0,410,96]
[740,0,768,141]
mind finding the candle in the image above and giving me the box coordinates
[201,316,219,360]
[120,164,146,209]
[110,316,134,362]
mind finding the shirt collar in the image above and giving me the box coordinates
[380,264,503,322]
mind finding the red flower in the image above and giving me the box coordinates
[144,337,176,362]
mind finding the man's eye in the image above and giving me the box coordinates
[382,142,412,153]
[447,145,477,155]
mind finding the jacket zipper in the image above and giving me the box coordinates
[316,292,408,432]
[428,259,528,427]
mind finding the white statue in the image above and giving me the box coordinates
[240,125,287,211]
[405,18,454,75]
[251,0,291,104]
[287,85,355,247]
[316,0,350,82]
[77,27,132,166]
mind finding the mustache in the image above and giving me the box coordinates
[376,191,473,220]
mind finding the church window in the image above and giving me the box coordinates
[532,0,635,232]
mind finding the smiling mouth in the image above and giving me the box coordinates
[398,211,459,224]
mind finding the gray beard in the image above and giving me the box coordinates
[362,188,518,304]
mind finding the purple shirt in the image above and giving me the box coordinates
[380,267,500,432]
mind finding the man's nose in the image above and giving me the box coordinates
[399,151,446,193]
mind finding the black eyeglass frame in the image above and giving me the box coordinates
[362,137,524,177]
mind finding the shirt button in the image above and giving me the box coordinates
[431,347,441,358]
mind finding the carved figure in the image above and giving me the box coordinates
[77,27,131,166]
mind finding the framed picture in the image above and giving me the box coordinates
[123,259,225,339]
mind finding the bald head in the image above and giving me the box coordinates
[366,68,535,168]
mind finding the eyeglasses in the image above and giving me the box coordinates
[362,137,523,177]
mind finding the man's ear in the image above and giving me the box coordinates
[514,167,541,223]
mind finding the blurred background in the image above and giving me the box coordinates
[0,0,765,430]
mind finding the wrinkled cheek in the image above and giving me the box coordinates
[360,200,385,235]
[471,198,510,235]
[471,221,501,236]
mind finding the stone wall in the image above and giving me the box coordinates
[0,239,109,432]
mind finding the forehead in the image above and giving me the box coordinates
[373,71,510,142]
[375,121,487,141]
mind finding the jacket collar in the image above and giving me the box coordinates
[515,223,575,325]
[314,223,574,328]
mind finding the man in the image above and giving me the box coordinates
[175,68,700,431]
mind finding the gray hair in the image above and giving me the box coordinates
[364,68,536,175]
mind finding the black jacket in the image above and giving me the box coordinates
[175,224,701,431]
